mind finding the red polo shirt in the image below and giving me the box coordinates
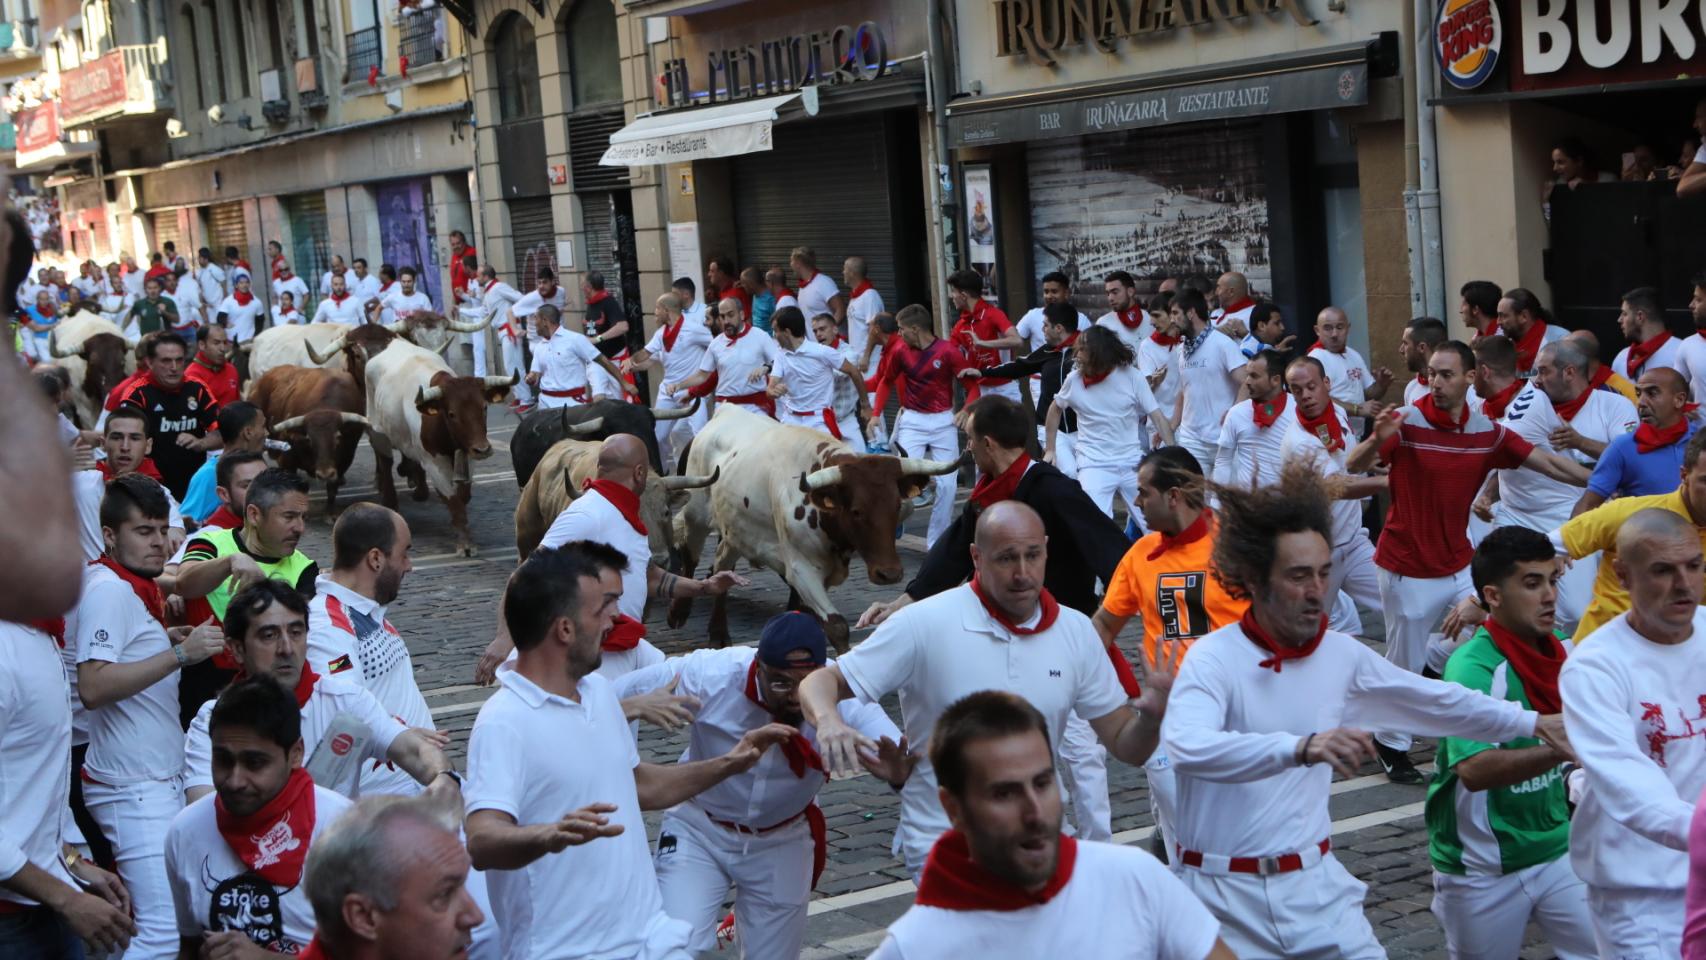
[184,353,239,407]
[952,300,1015,387]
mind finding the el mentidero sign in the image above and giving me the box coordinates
[995,0,1319,66]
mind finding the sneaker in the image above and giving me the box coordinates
[1375,742,1423,784]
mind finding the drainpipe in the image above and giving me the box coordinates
[925,0,956,328]
[1414,0,1447,322]
[1400,5,1424,321]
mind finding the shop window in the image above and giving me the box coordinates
[564,0,619,110]
[490,12,540,122]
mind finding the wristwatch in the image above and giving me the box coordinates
[436,770,464,788]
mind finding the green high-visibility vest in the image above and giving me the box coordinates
[190,527,316,621]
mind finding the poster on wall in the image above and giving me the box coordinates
[668,222,702,290]
[962,164,1000,300]
[1027,121,1270,317]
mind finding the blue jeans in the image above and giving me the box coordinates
[0,905,87,960]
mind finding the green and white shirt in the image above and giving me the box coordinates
[1425,627,1571,876]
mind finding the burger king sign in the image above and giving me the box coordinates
[1436,0,1502,90]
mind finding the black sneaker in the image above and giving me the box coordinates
[1376,742,1424,784]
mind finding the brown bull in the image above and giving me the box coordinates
[249,359,371,514]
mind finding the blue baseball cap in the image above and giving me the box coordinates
[757,612,828,668]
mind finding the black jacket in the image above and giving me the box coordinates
[905,461,1128,615]
[981,344,1078,432]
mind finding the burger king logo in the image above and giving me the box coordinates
[1436,0,1501,90]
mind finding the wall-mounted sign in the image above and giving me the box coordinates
[13,102,61,167]
[1513,0,1705,91]
[994,0,1319,68]
[1436,0,1502,89]
[60,50,127,125]
[659,21,887,108]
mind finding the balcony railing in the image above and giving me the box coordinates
[344,26,381,83]
[398,10,444,69]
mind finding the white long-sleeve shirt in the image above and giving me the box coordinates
[1560,609,1706,892]
[1213,396,1300,490]
[1161,623,1535,858]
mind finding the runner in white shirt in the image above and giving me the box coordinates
[304,505,437,798]
[471,266,525,400]
[871,690,1232,960]
[1558,509,1706,958]
[613,615,909,959]
[272,265,310,317]
[800,501,1167,878]
[464,541,795,960]
[1676,279,1706,401]
[1308,306,1391,434]
[629,292,713,466]
[1159,469,1565,958]
[1210,271,1257,335]
[1048,326,1172,519]
[98,277,135,327]
[165,676,354,956]
[196,250,227,308]
[677,276,710,329]
[1171,290,1246,471]
[1611,287,1682,382]
[812,312,870,455]
[765,267,798,313]
[1138,294,1183,450]
[1213,349,1299,491]
[380,266,434,325]
[370,264,401,323]
[841,256,887,379]
[349,258,382,303]
[74,476,228,958]
[319,256,350,297]
[74,260,105,299]
[217,275,266,346]
[1398,317,1449,406]
[527,304,630,409]
[504,268,567,356]
[270,292,305,327]
[1095,270,1152,353]
[166,272,205,332]
[312,274,366,325]
[790,246,843,323]
[1016,272,1090,352]
[0,621,137,957]
[664,297,782,418]
[768,306,865,443]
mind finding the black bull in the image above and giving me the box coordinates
[510,399,700,487]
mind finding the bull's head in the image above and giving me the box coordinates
[54,331,131,409]
[416,373,518,461]
[272,411,371,481]
[801,456,960,585]
[393,311,489,356]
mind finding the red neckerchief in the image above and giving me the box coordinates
[717,285,742,304]
[850,280,874,300]
[1414,371,1429,387]
[214,767,316,887]
[1080,368,1110,388]
[232,290,254,307]
[1114,308,1143,330]
[233,664,320,708]
[95,457,164,482]
[582,478,647,535]
[539,284,559,302]
[1149,330,1179,347]
[742,660,825,778]
[1590,365,1613,391]
[1147,509,1211,561]
[296,937,329,960]
[1220,297,1256,316]
[1636,416,1694,454]
[1309,340,1327,351]
[1057,331,1079,349]
[723,323,752,343]
[1477,319,1502,338]
[1252,392,1289,429]
[234,259,251,272]
[1241,608,1327,672]
[1480,379,1523,420]
[30,618,66,648]
[969,575,1060,635]
[968,455,1031,510]
[797,269,818,288]
[329,291,350,305]
[1414,394,1468,432]
[1626,331,1673,378]
[1553,385,1593,422]
[777,287,797,300]
[915,830,1077,911]
[276,309,300,322]
[660,316,685,351]
[1513,321,1549,374]
[204,505,242,529]
[1483,620,1566,715]
[603,614,645,652]
[587,290,610,305]
[479,279,497,297]
[93,555,166,626]
[1296,403,1346,452]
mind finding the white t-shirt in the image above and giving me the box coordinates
[272,275,310,311]
[381,288,434,325]
[1403,375,1430,406]
[270,306,306,327]
[838,585,1127,871]
[643,315,715,389]
[1560,609,1706,893]
[1213,395,1302,490]
[1281,408,1363,548]
[1496,384,1636,532]
[846,285,888,376]
[1612,335,1684,380]
[170,284,204,329]
[508,287,567,345]
[795,270,841,321]
[773,338,845,415]
[1137,335,1181,418]
[196,264,227,306]
[872,841,1220,960]
[1016,309,1090,353]
[183,675,407,794]
[539,487,650,622]
[351,273,382,303]
[1674,333,1706,405]
[530,327,603,397]
[465,666,686,960]
[1095,311,1153,355]
[75,562,182,784]
[1177,331,1246,448]
[699,327,781,398]
[1214,301,1256,332]
[312,293,365,326]
[0,622,79,906]
[217,295,265,343]
[164,785,351,952]
[1308,345,1374,415]
[319,270,348,297]
[1052,365,1160,469]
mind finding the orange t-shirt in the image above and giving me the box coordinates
[1101,514,1249,665]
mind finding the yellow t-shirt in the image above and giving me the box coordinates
[1560,488,1705,640]
[1101,514,1249,665]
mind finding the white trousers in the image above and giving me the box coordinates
[892,409,960,548]
[1058,712,1112,842]
[1586,885,1683,959]
[654,391,709,471]
[1430,858,1595,960]
[464,329,489,377]
[1556,552,1599,638]
[1329,534,1383,618]
[1179,853,1384,959]
[85,776,184,960]
[1144,749,1179,858]
[1376,565,1472,751]
[1176,434,1218,479]
[588,360,624,401]
[654,803,812,960]
[1076,463,1140,520]
[498,334,528,404]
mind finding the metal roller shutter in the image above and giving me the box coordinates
[507,197,556,290]
[282,192,331,311]
[731,114,895,310]
[208,202,249,261]
[579,192,617,283]
[151,212,183,258]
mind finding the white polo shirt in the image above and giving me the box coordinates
[1177,330,1246,449]
[170,283,204,330]
[196,264,227,307]
[509,286,567,346]
[351,273,382,303]
[183,674,406,794]
[1612,335,1683,380]
[795,270,840,321]
[774,338,845,416]
[613,647,899,827]
[75,562,182,784]
[872,840,1220,960]
[272,275,310,311]
[1496,384,1637,532]
[0,622,79,906]
[530,327,603,402]
[837,585,1127,872]
[700,326,781,398]
[466,666,687,960]
[1137,335,1181,417]
[1016,309,1090,352]
[217,295,265,343]
[1051,365,1160,469]
[164,785,350,952]
[312,293,365,326]
[1308,344,1374,420]
[1094,311,1153,354]
[1213,395,1302,490]
[643,316,714,389]
[846,284,887,375]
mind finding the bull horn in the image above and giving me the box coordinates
[448,314,493,334]
[482,374,520,391]
[804,466,843,490]
[336,412,371,428]
[653,397,700,421]
[305,336,345,365]
[270,415,308,433]
[415,384,444,407]
[566,417,605,436]
[897,457,961,477]
[48,332,77,359]
[661,465,719,491]
[238,340,254,353]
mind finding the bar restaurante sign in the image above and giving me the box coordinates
[995,0,1320,66]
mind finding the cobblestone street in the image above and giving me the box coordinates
[295,408,1560,959]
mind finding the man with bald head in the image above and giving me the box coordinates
[1560,507,1706,956]
[1565,328,1639,404]
[627,292,713,465]
[1211,271,1256,336]
[663,296,782,418]
[1308,305,1392,431]
[799,500,1172,879]
[1578,365,1701,514]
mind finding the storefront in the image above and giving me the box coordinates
[946,0,1407,364]
[1432,0,1706,349]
